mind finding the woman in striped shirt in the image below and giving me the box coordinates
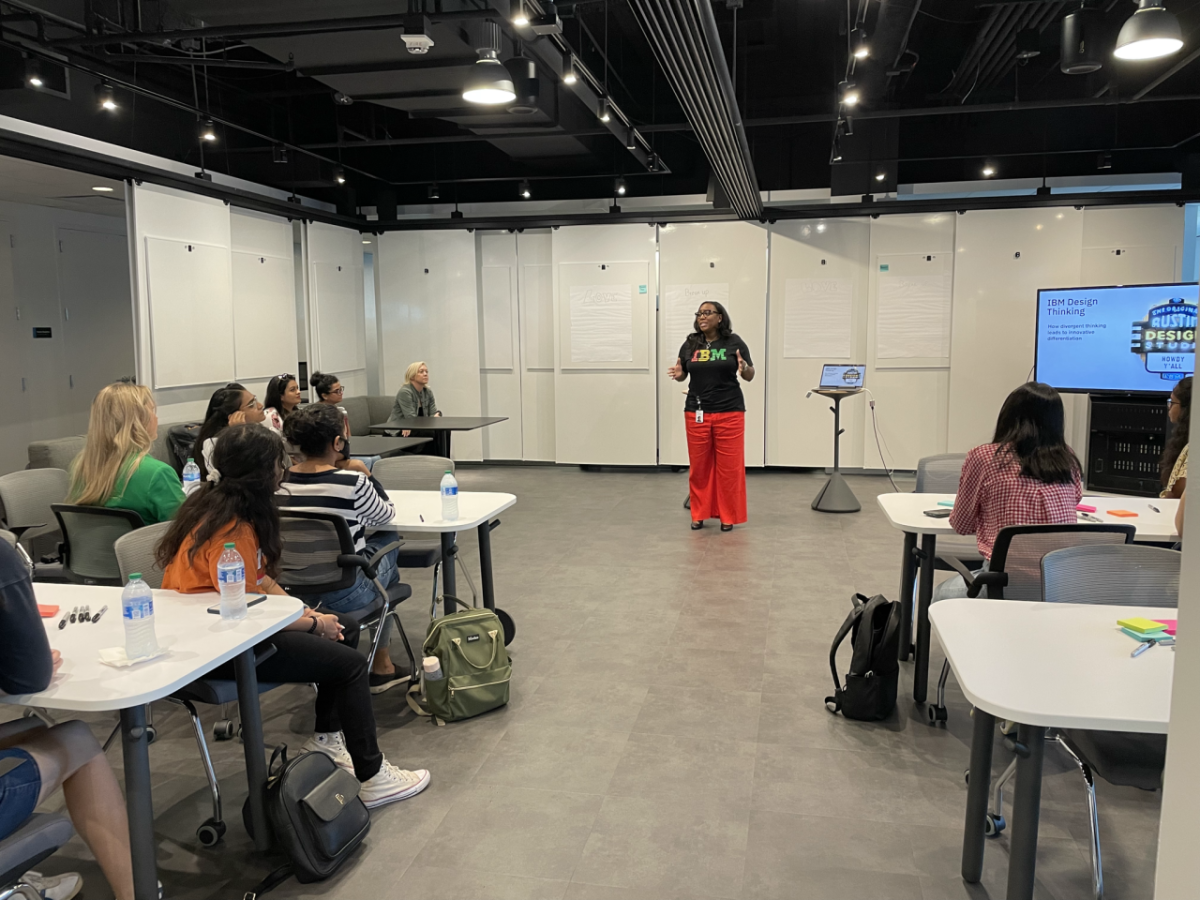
[278,403,408,693]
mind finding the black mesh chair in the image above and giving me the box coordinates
[276,511,417,676]
[1036,543,1178,900]
[0,812,74,900]
[50,504,144,586]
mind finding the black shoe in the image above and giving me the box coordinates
[720,523,733,532]
[369,671,411,694]
[691,521,704,530]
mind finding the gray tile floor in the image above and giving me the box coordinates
[32,467,1161,899]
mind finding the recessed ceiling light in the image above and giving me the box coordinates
[816,223,827,233]
[91,186,114,192]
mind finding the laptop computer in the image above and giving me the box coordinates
[818,364,865,390]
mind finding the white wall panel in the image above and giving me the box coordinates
[478,233,523,460]
[553,224,657,465]
[766,219,871,467]
[306,223,365,380]
[517,232,555,461]
[377,230,483,461]
[658,222,768,467]
[232,253,297,380]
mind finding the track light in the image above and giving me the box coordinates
[1015,29,1041,60]
[1115,0,1183,60]
[982,165,995,177]
[272,144,288,164]
[463,48,516,104]
[334,165,346,185]
[92,186,114,193]
[615,177,627,196]
[513,2,529,26]
[428,183,440,200]
[519,180,532,199]
[625,127,637,150]
[199,118,217,142]
[851,29,869,60]
[816,223,827,233]
[333,91,354,106]
[839,81,860,107]
[647,152,659,172]
[1061,7,1106,74]
[598,98,611,122]
[563,57,577,85]
[875,172,886,182]
[24,58,42,88]
[95,81,117,111]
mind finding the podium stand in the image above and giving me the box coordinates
[811,388,863,513]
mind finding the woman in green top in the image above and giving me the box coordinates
[66,382,185,525]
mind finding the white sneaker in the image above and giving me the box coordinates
[359,760,430,808]
[22,870,82,900]
[300,732,354,772]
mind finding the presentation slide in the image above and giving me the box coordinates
[1036,283,1197,393]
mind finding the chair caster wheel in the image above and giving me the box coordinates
[984,813,1006,837]
[197,817,226,847]
[145,725,158,744]
[213,720,237,741]
[927,705,948,724]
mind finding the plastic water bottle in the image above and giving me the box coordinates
[216,543,248,621]
[440,470,459,522]
[122,574,159,660]
[182,457,201,491]
[423,656,443,681]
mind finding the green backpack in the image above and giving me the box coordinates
[407,600,511,724]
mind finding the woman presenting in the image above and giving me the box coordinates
[667,300,755,531]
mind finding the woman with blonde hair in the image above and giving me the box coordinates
[66,382,184,525]
[386,362,442,451]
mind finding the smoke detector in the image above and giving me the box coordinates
[403,34,435,54]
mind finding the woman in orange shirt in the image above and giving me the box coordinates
[157,424,429,809]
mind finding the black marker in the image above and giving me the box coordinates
[57,614,68,630]
[68,607,78,624]
[80,605,90,623]
[91,605,108,624]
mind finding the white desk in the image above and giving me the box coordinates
[875,492,1179,703]
[931,599,1173,900]
[377,490,517,611]
[7,584,303,900]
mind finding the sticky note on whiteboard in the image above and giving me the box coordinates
[639,285,647,294]
[880,264,889,272]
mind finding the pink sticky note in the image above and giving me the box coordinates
[1076,504,1097,513]
[1155,619,1177,636]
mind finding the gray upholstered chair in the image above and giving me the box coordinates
[914,453,967,493]
[367,395,394,427]
[25,437,84,473]
[338,396,373,436]
[0,469,69,574]
[0,812,74,900]
[1037,543,1177,900]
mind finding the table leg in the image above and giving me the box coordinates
[477,521,495,611]
[1006,724,1047,900]
[913,533,936,703]
[898,531,917,662]
[440,532,457,606]
[120,705,158,900]
[962,706,996,883]
[234,649,271,852]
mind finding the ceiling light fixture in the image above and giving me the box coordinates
[816,223,827,233]
[647,152,659,172]
[199,118,217,142]
[428,183,441,200]
[615,177,627,196]
[1114,0,1183,60]
[851,29,869,60]
[982,165,996,177]
[1061,7,1106,74]
[24,58,42,88]
[463,48,516,104]
[333,91,354,105]
[531,1,563,35]
[839,81,860,107]
[272,144,288,164]
[91,186,114,193]
[1014,29,1041,60]
[875,172,886,182]
[513,2,529,26]
[95,81,117,111]
[362,239,371,244]
[563,57,578,85]
[625,127,637,150]
[334,165,347,184]
[598,98,611,122]
[519,180,532,199]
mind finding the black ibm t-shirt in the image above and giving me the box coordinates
[678,333,753,413]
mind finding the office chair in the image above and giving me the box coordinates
[51,504,144,586]
[0,812,74,900]
[1033,543,1178,900]
[276,511,417,676]
[913,452,983,571]
[0,469,69,579]
[114,522,280,848]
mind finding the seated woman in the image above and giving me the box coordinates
[0,539,135,900]
[1161,376,1191,500]
[262,373,303,434]
[934,381,1083,601]
[157,424,429,807]
[192,387,266,488]
[201,382,246,423]
[66,382,185,524]
[387,361,444,453]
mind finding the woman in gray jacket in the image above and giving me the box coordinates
[388,361,443,452]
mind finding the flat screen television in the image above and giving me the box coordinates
[1034,282,1197,394]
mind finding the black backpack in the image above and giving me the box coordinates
[166,423,202,476]
[825,593,902,721]
[242,745,370,898]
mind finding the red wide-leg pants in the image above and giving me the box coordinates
[685,410,747,525]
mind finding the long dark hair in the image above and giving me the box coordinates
[991,382,1080,485]
[1162,376,1193,485]
[684,300,734,350]
[203,383,245,422]
[264,374,296,417]
[283,403,343,458]
[155,425,288,578]
[309,371,340,402]
[195,389,247,480]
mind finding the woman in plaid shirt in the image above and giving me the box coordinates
[934,382,1082,601]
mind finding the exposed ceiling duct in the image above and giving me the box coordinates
[627,0,761,219]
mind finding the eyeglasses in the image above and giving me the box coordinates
[1168,397,1180,408]
[328,387,344,395]
[695,310,719,318]
[277,373,294,382]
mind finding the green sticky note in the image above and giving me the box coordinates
[880,264,889,272]
[639,284,647,294]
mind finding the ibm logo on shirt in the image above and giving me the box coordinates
[691,348,726,362]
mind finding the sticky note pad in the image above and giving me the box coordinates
[1076,504,1097,513]
[1154,619,1178,636]
[1108,510,1139,518]
[36,605,58,618]
[1118,617,1168,634]
[937,501,954,507]
[1122,627,1174,643]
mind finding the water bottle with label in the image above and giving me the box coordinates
[423,656,443,681]
[122,574,159,660]
[182,457,201,492]
[440,470,459,522]
[216,543,248,621]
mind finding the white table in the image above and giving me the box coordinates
[376,490,517,611]
[4,584,303,900]
[875,491,1179,703]
[931,599,1172,900]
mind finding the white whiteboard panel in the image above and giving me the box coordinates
[522,263,554,369]
[312,262,365,373]
[662,283,728,353]
[232,251,298,380]
[557,261,651,370]
[481,265,515,370]
[875,253,952,361]
[783,278,853,358]
[146,237,234,388]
